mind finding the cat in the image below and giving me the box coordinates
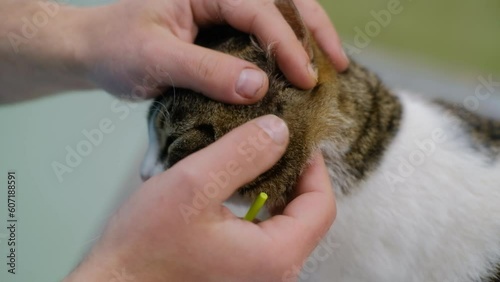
[140,0,500,281]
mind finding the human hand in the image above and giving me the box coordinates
[1,0,347,103]
[76,0,348,102]
[64,115,336,282]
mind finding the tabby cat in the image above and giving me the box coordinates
[140,0,500,281]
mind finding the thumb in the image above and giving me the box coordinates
[163,115,289,211]
[161,41,269,104]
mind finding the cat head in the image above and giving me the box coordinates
[141,0,338,208]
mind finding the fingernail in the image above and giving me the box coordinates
[255,115,289,145]
[308,63,318,83]
[236,69,266,98]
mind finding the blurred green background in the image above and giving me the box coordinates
[319,0,500,76]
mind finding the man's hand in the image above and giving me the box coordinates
[0,0,348,103]
[64,115,336,282]
[79,0,348,101]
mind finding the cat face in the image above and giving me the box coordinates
[140,0,335,207]
[141,31,318,207]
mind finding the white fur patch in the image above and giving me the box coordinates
[305,92,500,282]
[141,109,164,181]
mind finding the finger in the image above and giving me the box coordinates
[165,115,289,206]
[283,152,336,231]
[154,40,269,104]
[191,0,317,89]
[294,0,349,71]
[260,152,336,256]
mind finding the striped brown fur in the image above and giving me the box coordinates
[437,101,500,157]
[149,1,402,207]
[147,1,499,280]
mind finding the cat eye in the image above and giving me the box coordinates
[195,124,216,140]
[160,124,215,163]
[164,135,178,152]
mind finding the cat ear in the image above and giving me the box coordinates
[275,0,313,59]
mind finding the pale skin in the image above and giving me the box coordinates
[1,0,344,280]
[0,0,348,103]
[64,115,336,282]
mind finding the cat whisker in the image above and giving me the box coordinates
[150,100,170,123]
[82,234,102,247]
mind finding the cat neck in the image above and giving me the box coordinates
[318,60,403,194]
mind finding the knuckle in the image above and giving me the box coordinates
[216,0,242,19]
[219,0,243,9]
[195,53,219,82]
[171,164,200,189]
[247,12,260,35]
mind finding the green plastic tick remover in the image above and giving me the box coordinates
[244,192,268,221]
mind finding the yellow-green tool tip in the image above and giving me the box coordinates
[244,192,268,221]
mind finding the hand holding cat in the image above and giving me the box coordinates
[1,0,348,103]
[82,0,349,102]
[65,115,336,282]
